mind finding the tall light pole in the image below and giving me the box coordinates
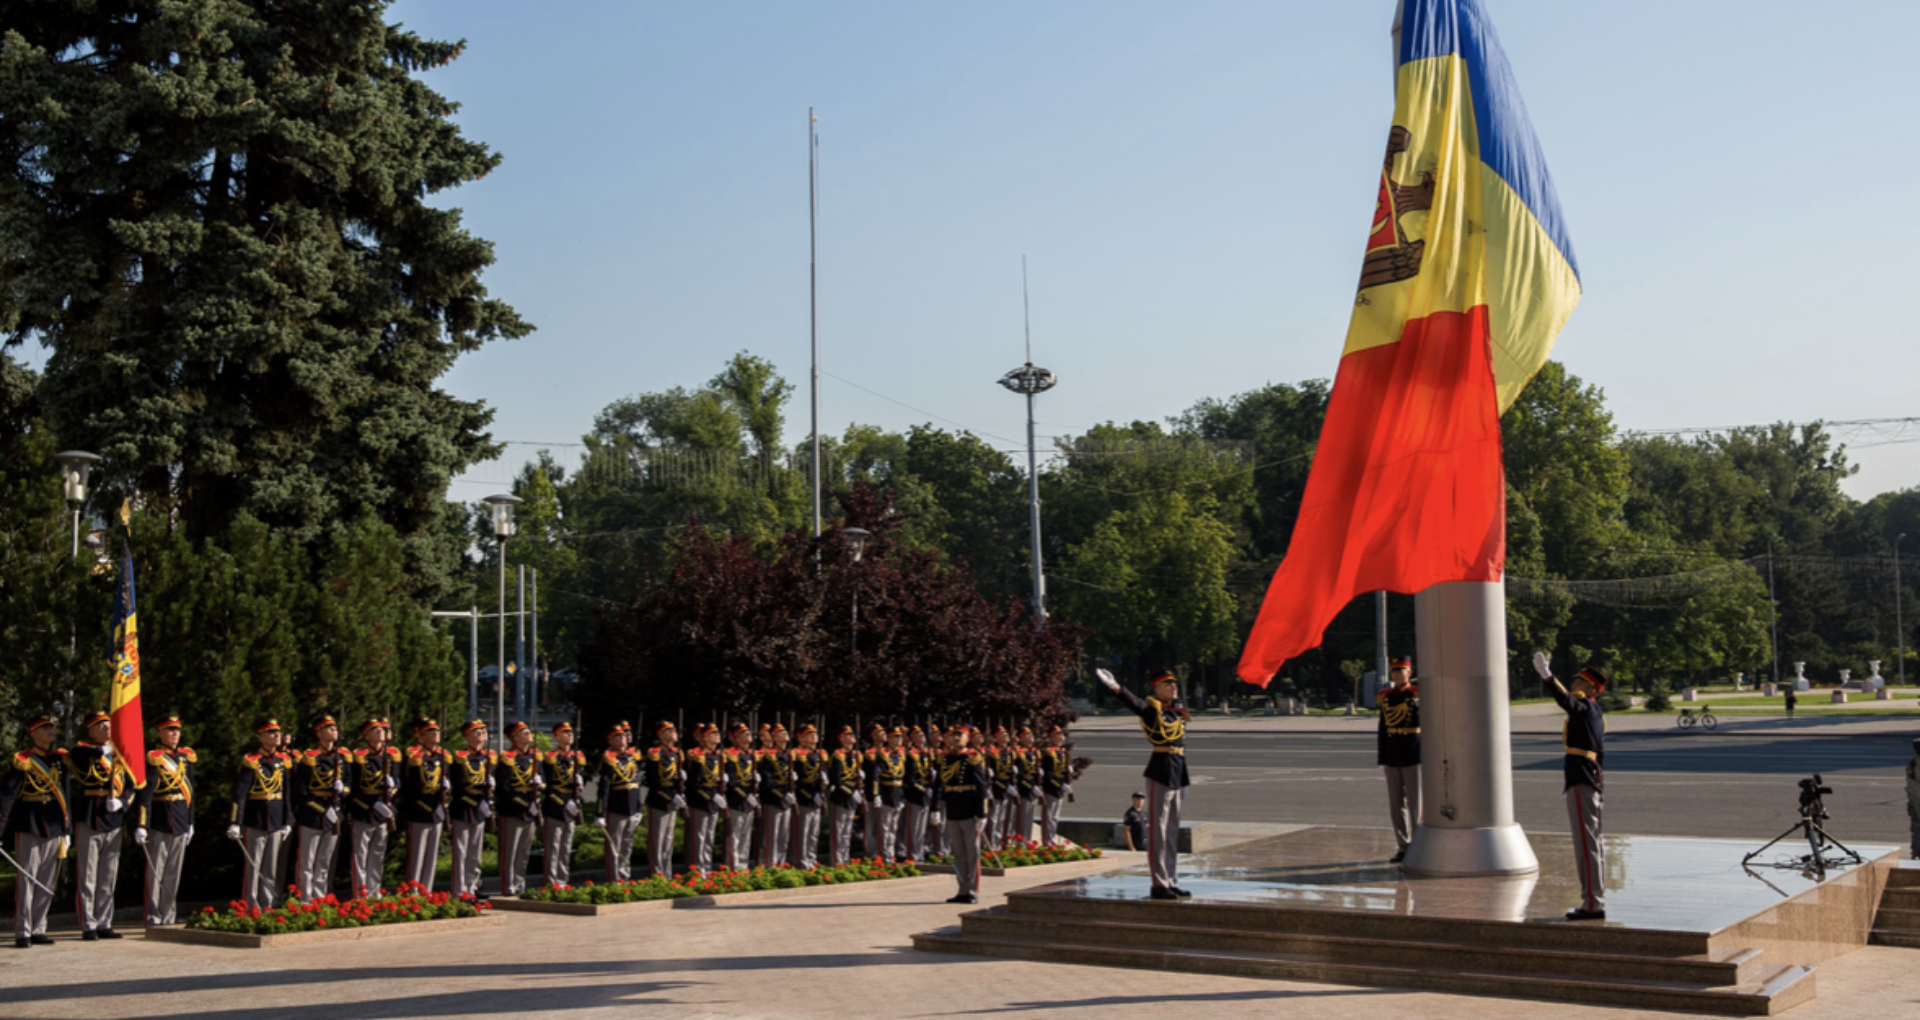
[808,108,822,541]
[998,259,1055,629]
[484,494,522,750]
[1897,533,1907,687]
[55,451,102,558]
[1767,533,1781,687]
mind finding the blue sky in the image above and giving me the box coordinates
[257,3,1920,499]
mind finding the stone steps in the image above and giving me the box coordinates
[1871,863,1920,946]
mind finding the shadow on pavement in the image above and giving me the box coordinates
[1513,731,1914,775]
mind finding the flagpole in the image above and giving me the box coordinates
[809,108,822,544]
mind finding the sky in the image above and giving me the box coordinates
[296,2,1920,500]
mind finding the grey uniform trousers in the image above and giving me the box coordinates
[1041,792,1067,845]
[274,822,296,899]
[792,805,822,869]
[725,806,756,870]
[74,821,123,932]
[1566,783,1606,911]
[1014,794,1037,844]
[144,829,189,925]
[541,816,575,887]
[11,832,61,938]
[1384,765,1422,851]
[901,802,928,860]
[828,803,857,865]
[241,827,287,909]
[448,819,486,898]
[403,821,443,891]
[295,823,341,900]
[872,803,901,860]
[946,816,983,899]
[348,820,389,895]
[1145,780,1183,891]
[927,804,948,856]
[497,816,535,896]
[759,803,792,867]
[607,812,643,882]
[685,807,719,873]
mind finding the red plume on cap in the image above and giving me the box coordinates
[1390,656,1413,669]
[506,720,530,738]
[1150,669,1178,685]
[82,711,112,729]
[551,721,573,734]
[26,715,56,733]
[652,720,674,736]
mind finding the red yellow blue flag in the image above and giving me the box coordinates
[1239,0,1580,684]
[110,519,146,787]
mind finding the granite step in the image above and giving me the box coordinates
[1869,927,1920,949]
[960,906,1768,987]
[913,927,1814,1016]
[1884,866,1920,889]
[1875,886,1920,909]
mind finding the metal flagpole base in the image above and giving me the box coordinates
[1401,580,1538,877]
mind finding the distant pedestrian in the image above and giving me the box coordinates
[1905,738,1920,860]
[1123,793,1146,851]
[1784,688,1797,719]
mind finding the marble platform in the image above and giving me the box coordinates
[914,826,1905,1015]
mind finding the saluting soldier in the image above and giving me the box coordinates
[1377,656,1422,864]
[134,714,195,926]
[1536,653,1609,921]
[398,718,451,891]
[70,711,129,940]
[290,714,349,900]
[539,721,587,888]
[757,724,795,866]
[228,718,292,909]
[870,727,908,860]
[939,726,989,905]
[1038,726,1075,846]
[683,723,725,873]
[826,726,864,866]
[924,725,949,857]
[789,725,828,869]
[902,727,933,861]
[2,715,69,948]
[344,718,400,896]
[634,721,679,880]
[1096,668,1191,900]
[718,723,757,870]
[495,720,543,897]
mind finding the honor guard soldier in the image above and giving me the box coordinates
[860,724,888,857]
[399,718,450,892]
[939,726,989,904]
[984,727,1015,847]
[1535,653,1608,921]
[446,719,494,899]
[539,721,587,887]
[683,724,724,873]
[345,718,400,896]
[1013,727,1041,844]
[269,727,297,895]
[71,711,129,940]
[2,716,69,947]
[924,725,949,857]
[1038,726,1075,846]
[758,724,795,866]
[720,723,759,870]
[633,721,678,880]
[135,714,195,926]
[228,718,292,909]
[789,725,828,868]
[869,728,908,860]
[826,726,864,865]
[1097,668,1191,900]
[1376,656,1422,864]
[291,714,349,900]
[902,727,933,861]
[495,720,543,896]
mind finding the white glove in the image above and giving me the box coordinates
[1532,651,1553,680]
[486,777,496,791]
[386,775,399,791]
[186,825,195,841]
[592,816,606,830]
[533,774,546,789]
[670,795,687,813]
[105,796,124,813]
[100,744,113,761]
[277,823,292,836]
[333,781,348,795]
[439,778,452,793]
[784,792,796,807]
[746,795,760,812]
[226,824,242,841]
[134,827,148,845]
[1096,668,1121,692]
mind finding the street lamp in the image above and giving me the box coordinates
[55,451,102,558]
[1767,533,1781,688]
[1897,533,1907,687]
[484,494,523,749]
[998,362,1056,628]
[841,527,871,563]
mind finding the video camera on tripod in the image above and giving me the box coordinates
[1797,774,1833,820]
[1744,772,1861,872]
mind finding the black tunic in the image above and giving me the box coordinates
[138,747,197,834]
[1551,688,1605,791]
[939,751,989,822]
[1375,684,1421,768]
[1114,687,1191,790]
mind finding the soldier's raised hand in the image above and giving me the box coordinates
[1531,651,1553,680]
[1095,668,1121,692]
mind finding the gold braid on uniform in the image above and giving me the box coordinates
[1140,696,1186,749]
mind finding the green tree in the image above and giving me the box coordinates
[1,1,528,600]
[1057,491,1240,676]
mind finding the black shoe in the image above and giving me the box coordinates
[1390,850,1407,864]
[14,938,28,949]
[81,931,98,942]
[1172,887,1193,898]
[29,934,54,945]
[1149,886,1181,900]
[98,929,123,940]
[945,894,978,904]
[1564,907,1606,922]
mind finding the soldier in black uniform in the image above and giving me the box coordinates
[539,721,587,888]
[939,726,990,904]
[345,718,400,896]
[135,714,195,925]
[291,714,349,899]
[1376,656,1422,864]
[70,711,128,940]
[789,725,828,869]
[869,727,908,860]
[1535,652,1608,921]
[683,723,724,873]
[860,723,887,857]
[1038,726,1075,846]
[721,722,759,870]
[2,715,69,948]
[923,725,949,856]
[981,727,1010,847]
[757,724,795,867]
[228,718,292,909]
[399,718,450,892]
[634,721,677,880]
[1013,727,1042,845]
[495,720,543,896]
[1097,668,1191,899]
[902,726,934,861]
[827,726,864,866]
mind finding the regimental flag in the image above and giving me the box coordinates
[110,522,146,787]
[1237,0,1580,685]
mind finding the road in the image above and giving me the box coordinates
[1066,728,1918,846]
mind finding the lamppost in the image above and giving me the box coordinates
[842,525,870,634]
[55,451,102,558]
[1767,533,1781,687]
[1897,533,1907,687]
[484,494,522,749]
[998,362,1056,628]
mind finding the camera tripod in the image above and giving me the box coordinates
[1742,811,1865,872]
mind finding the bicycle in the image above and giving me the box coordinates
[1677,706,1717,730]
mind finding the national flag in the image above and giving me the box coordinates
[1238,0,1580,685]
[110,526,147,787]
